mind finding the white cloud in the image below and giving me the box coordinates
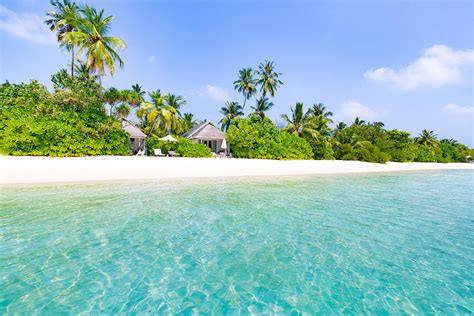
[0,5,55,45]
[337,101,377,121]
[147,55,156,63]
[197,84,230,102]
[443,103,474,115]
[364,45,474,90]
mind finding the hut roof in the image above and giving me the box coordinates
[183,121,225,140]
[122,119,147,138]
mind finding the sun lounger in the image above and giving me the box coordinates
[167,151,180,157]
[154,148,165,157]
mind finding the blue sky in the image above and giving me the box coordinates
[1,0,473,145]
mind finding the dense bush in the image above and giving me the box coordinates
[330,124,470,163]
[0,74,130,156]
[226,114,313,160]
[146,136,211,157]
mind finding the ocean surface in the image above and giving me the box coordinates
[1,170,473,314]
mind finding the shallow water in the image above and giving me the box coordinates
[1,171,473,314]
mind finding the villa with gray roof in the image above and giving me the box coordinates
[183,121,228,154]
[122,119,147,154]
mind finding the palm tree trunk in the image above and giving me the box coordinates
[71,46,75,77]
[242,97,246,110]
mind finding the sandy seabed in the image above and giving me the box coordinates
[1,155,473,184]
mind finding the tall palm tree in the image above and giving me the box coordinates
[309,103,333,123]
[352,117,366,126]
[45,0,80,76]
[416,130,438,148]
[233,68,257,109]
[103,87,122,115]
[256,60,283,97]
[66,5,126,88]
[251,97,274,119]
[219,101,244,132]
[281,102,318,138]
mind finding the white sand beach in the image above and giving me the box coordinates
[1,156,473,185]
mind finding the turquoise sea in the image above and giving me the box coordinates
[1,170,473,314]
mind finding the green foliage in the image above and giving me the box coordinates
[352,141,390,163]
[226,114,313,160]
[0,75,130,157]
[146,136,211,158]
[306,135,334,160]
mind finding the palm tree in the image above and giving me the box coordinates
[74,61,96,81]
[164,94,186,111]
[219,101,244,132]
[233,68,257,109]
[137,90,180,137]
[281,102,318,138]
[183,113,198,131]
[115,103,130,119]
[416,130,438,147]
[352,117,366,126]
[372,121,385,128]
[309,103,333,123]
[131,84,145,102]
[256,60,283,97]
[103,87,122,115]
[251,97,274,119]
[441,139,458,145]
[45,0,80,76]
[66,5,126,88]
[335,122,347,133]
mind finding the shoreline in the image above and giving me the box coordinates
[1,156,473,185]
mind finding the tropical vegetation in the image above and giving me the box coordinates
[1,1,472,162]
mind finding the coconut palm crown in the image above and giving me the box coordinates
[219,101,244,132]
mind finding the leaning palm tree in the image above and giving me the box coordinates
[256,60,283,97]
[416,130,438,148]
[352,117,366,126]
[45,0,80,76]
[66,5,126,88]
[233,68,257,109]
[281,102,318,139]
[309,103,333,123]
[251,97,274,119]
[219,101,244,132]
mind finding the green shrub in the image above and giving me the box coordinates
[353,141,390,163]
[146,136,211,157]
[226,115,313,160]
[0,76,130,156]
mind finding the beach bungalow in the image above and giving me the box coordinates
[121,119,147,154]
[183,121,228,154]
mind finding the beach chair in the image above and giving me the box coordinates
[154,148,165,157]
[167,151,180,157]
